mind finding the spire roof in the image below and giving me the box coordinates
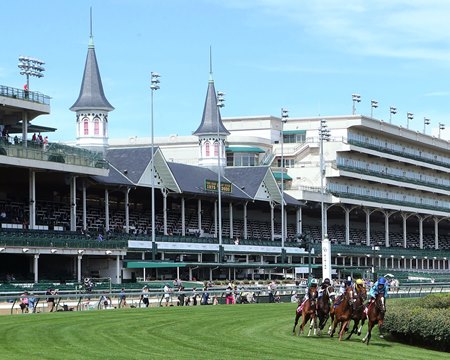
[193,77,229,136]
[70,36,114,112]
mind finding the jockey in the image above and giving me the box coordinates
[318,277,331,299]
[335,279,352,304]
[297,278,319,312]
[353,278,365,298]
[369,277,388,302]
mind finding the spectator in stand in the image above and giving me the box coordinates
[119,288,127,308]
[141,285,150,307]
[46,288,56,312]
[19,291,29,313]
[163,283,171,306]
[43,136,49,150]
[32,133,37,143]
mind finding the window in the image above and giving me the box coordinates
[205,142,210,157]
[214,141,219,157]
[94,117,100,135]
[83,118,89,135]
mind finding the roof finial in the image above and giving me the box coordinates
[209,46,213,82]
[89,7,94,48]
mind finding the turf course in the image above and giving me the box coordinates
[0,302,447,359]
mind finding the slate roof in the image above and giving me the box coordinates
[224,166,269,198]
[104,147,153,184]
[70,36,114,112]
[167,162,249,200]
[193,78,229,136]
[90,164,134,186]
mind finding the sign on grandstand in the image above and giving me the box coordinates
[205,180,232,193]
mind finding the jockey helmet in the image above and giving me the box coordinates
[310,278,318,286]
[356,279,364,285]
[378,277,386,285]
[322,278,331,285]
[345,280,352,287]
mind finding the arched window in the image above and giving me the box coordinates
[83,118,89,135]
[205,141,210,157]
[94,117,100,135]
[214,141,219,157]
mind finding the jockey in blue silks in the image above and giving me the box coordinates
[366,277,388,313]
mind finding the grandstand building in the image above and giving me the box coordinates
[1,31,450,289]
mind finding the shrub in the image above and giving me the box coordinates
[384,294,450,351]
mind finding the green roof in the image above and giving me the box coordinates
[123,261,186,269]
[283,130,306,135]
[273,172,293,181]
[225,146,265,153]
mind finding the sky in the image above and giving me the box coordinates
[2,0,450,141]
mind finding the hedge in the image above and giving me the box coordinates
[383,294,450,351]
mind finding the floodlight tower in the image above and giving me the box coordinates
[352,94,361,115]
[370,100,378,118]
[18,55,45,94]
[150,72,160,245]
[423,117,430,134]
[389,106,397,123]
[407,112,414,129]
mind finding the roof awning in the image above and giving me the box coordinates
[283,130,306,135]
[226,146,265,153]
[123,261,186,269]
[273,172,293,181]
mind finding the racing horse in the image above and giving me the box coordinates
[346,284,367,340]
[328,286,354,340]
[292,287,318,336]
[362,292,386,345]
[316,285,335,336]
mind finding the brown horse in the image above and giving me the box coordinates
[328,287,354,340]
[292,287,318,336]
[316,285,335,336]
[362,292,386,345]
[346,285,367,340]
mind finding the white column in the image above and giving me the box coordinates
[181,197,186,236]
[402,213,407,248]
[296,207,302,235]
[77,255,82,282]
[364,208,371,246]
[229,202,233,239]
[125,188,130,234]
[322,235,332,280]
[345,208,350,245]
[198,199,202,231]
[142,252,146,281]
[270,202,275,241]
[162,189,168,235]
[244,202,248,240]
[104,189,110,232]
[82,181,87,231]
[33,254,39,283]
[116,255,120,284]
[385,212,390,247]
[214,200,218,238]
[434,217,439,250]
[419,217,424,249]
[70,176,77,231]
[29,170,36,229]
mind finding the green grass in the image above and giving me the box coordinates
[0,302,448,360]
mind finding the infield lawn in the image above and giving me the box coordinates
[0,302,447,360]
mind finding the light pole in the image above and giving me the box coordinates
[407,112,414,129]
[150,72,160,247]
[18,55,45,96]
[371,245,380,280]
[423,117,430,134]
[389,106,397,123]
[298,233,313,280]
[217,91,225,248]
[439,122,445,138]
[319,119,331,279]
[352,94,361,115]
[370,100,378,118]
[280,108,289,255]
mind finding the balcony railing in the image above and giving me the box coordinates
[0,85,50,106]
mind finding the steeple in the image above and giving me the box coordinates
[194,49,229,170]
[70,9,113,153]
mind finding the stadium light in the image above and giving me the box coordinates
[150,72,160,246]
[389,106,397,123]
[423,117,430,134]
[352,94,361,115]
[18,55,45,95]
[22,248,29,253]
[105,250,112,255]
[370,100,378,118]
[50,249,57,254]
[77,249,84,254]
[280,108,289,258]
[217,90,225,248]
[319,119,331,280]
[407,112,414,129]
[439,122,445,138]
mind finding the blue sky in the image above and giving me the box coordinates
[2,0,450,141]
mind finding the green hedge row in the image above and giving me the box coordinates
[384,294,450,351]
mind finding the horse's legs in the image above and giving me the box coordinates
[358,318,365,336]
[329,317,338,337]
[328,312,335,335]
[362,320,373,344]
[378,319,384,338]
[292,311,301,335]
[346,320,357,340]
[307,316,314,336]
[338,319,350,341]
